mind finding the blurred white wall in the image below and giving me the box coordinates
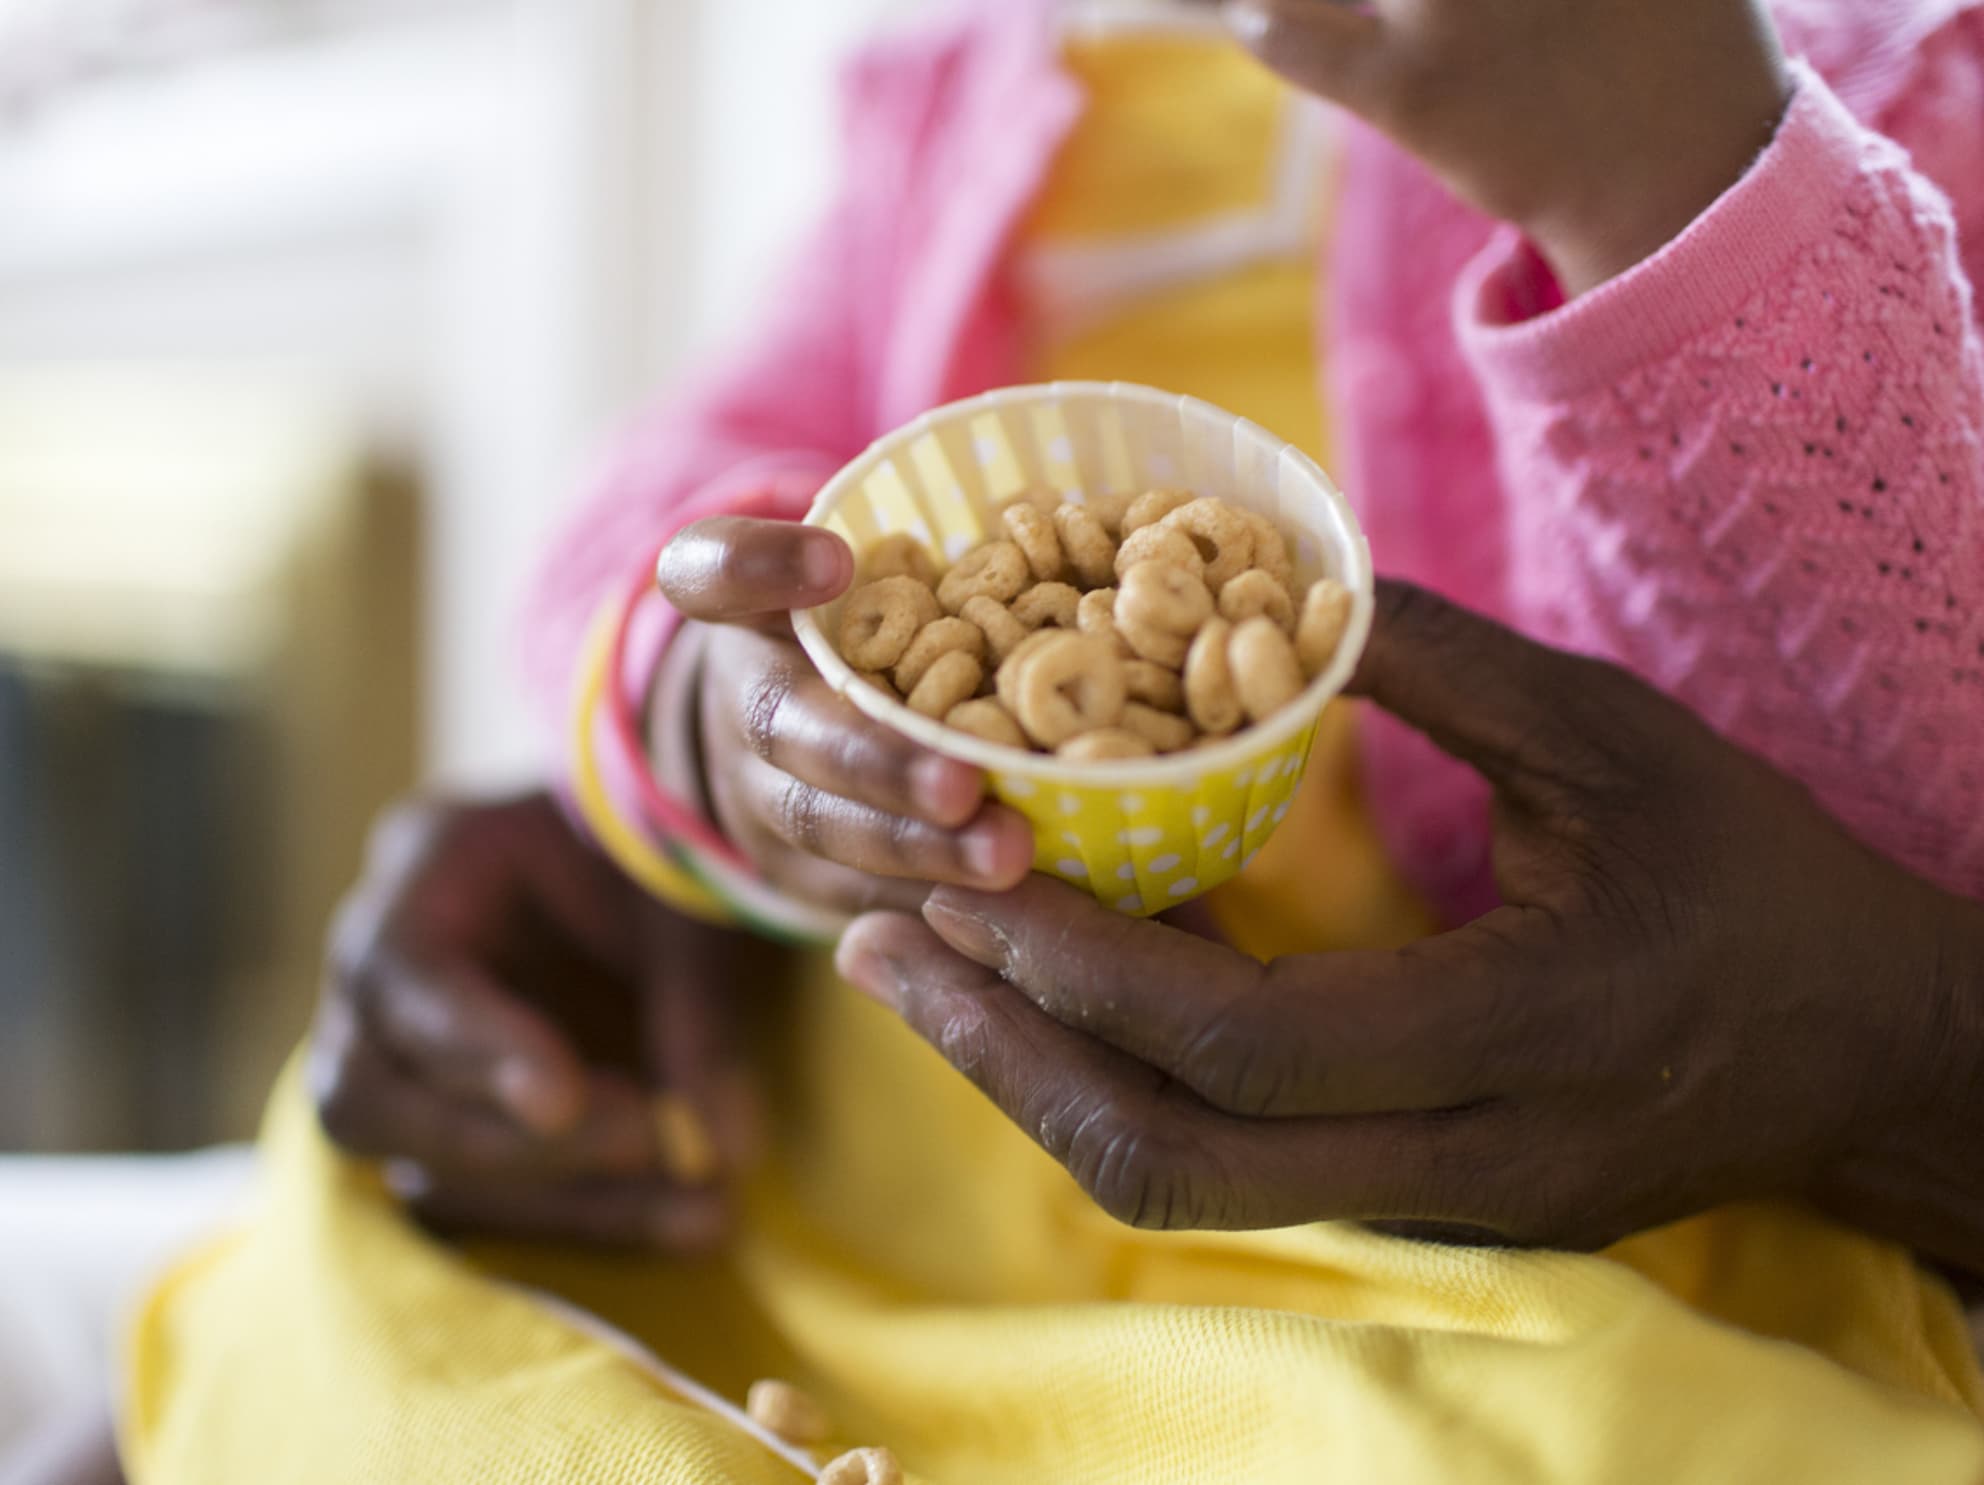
[0,0,918,787]
[688,0,906,349]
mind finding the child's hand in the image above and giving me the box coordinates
[658,518,1034,914]
[1225,0,1791,294]
[838,581,1982,1258]
[312,792,775,1249]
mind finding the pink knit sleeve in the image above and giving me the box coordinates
[1455,59,1984,898]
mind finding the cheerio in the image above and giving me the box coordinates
[793,382,1374,916]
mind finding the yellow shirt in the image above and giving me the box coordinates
[123,30,1984,1485]
[1016,27,1436,958]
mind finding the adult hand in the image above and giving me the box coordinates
[657,517,1033,915]
[1222,0,1792,294]
[310,792,779,1250]
[838,581,1984,1264]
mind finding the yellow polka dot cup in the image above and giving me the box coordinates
[792,382,1374,916]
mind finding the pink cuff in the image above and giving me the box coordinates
[1455,61,1867,402]
[569,466,823,863]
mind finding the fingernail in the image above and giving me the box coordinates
[647,1196,728,1253]
[961,824,1007,884]
[381,1160,431,1202]
[800,531,850,593]
[960,813,1031,887]
[652,1093,720,1187]
[923,893,1009,970]
[911,753,977,822]
[494,1057,572,1135]
[834,931,900,1010]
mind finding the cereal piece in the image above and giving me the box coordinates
[839,577,941,670]
[860,532,937,587]
[907,649,983,719]
[1077,587,1117,635]
[1058,729,1156,762]
[1184,617,1242,735]
[998,487,1063,517]
[856,671,900,701]
[1052,504,1118,588]
[652,1093,717,1185]
[1162,498,1255,590]
[1117,560,1213,639]
[995,629,1064,715]
[746,1380,830,1446]
[893,617,986,694]
[945,698,1028,749]
[821,1447,903,1485]
[1229,616,1305,724]
[960,595,1029,665]
[1297,577,1354,679]
[1123,659,1184,713]
[1119,702,1196,753]
[938,540,1029,613]
[1121,488,1194,535]
[1242,508,1294,592]
[1002,502,1066,583]
[1218,569,1296,633]
[1011,581,1081,630]
[1113,524,1206,584]
[1082,491,1136,537]
[1117,615,1190,668]
[1013,633,1127,747]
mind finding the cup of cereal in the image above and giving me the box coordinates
[792,382,1373,916]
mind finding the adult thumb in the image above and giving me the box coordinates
[1347,579,1629,800]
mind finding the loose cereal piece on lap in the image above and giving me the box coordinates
[746,1380,831,1446]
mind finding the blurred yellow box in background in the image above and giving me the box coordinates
[0,363,419,1150]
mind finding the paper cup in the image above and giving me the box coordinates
[793,382,1374,916]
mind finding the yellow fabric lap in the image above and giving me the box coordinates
[123,28,1984,1485]
[129,1044,1984,1483]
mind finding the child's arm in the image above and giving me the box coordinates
[1236,1,1984,900]
[1451,50,1984,901]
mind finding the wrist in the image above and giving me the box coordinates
[647,622,714,818]
[1812,881,1984,1277]
[1525,62,1793,297]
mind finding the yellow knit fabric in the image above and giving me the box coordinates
[124,30,1984,1485]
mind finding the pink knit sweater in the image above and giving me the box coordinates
[524,0,1984,925]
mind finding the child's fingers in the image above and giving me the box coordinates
[310,1017,650,1179]
[353,951,591,1138]
[387,1163,733,1253]
[718,653,987,828]
[1223,0,1387,108]
[735,753,1034,890]
[658,516,853,624]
